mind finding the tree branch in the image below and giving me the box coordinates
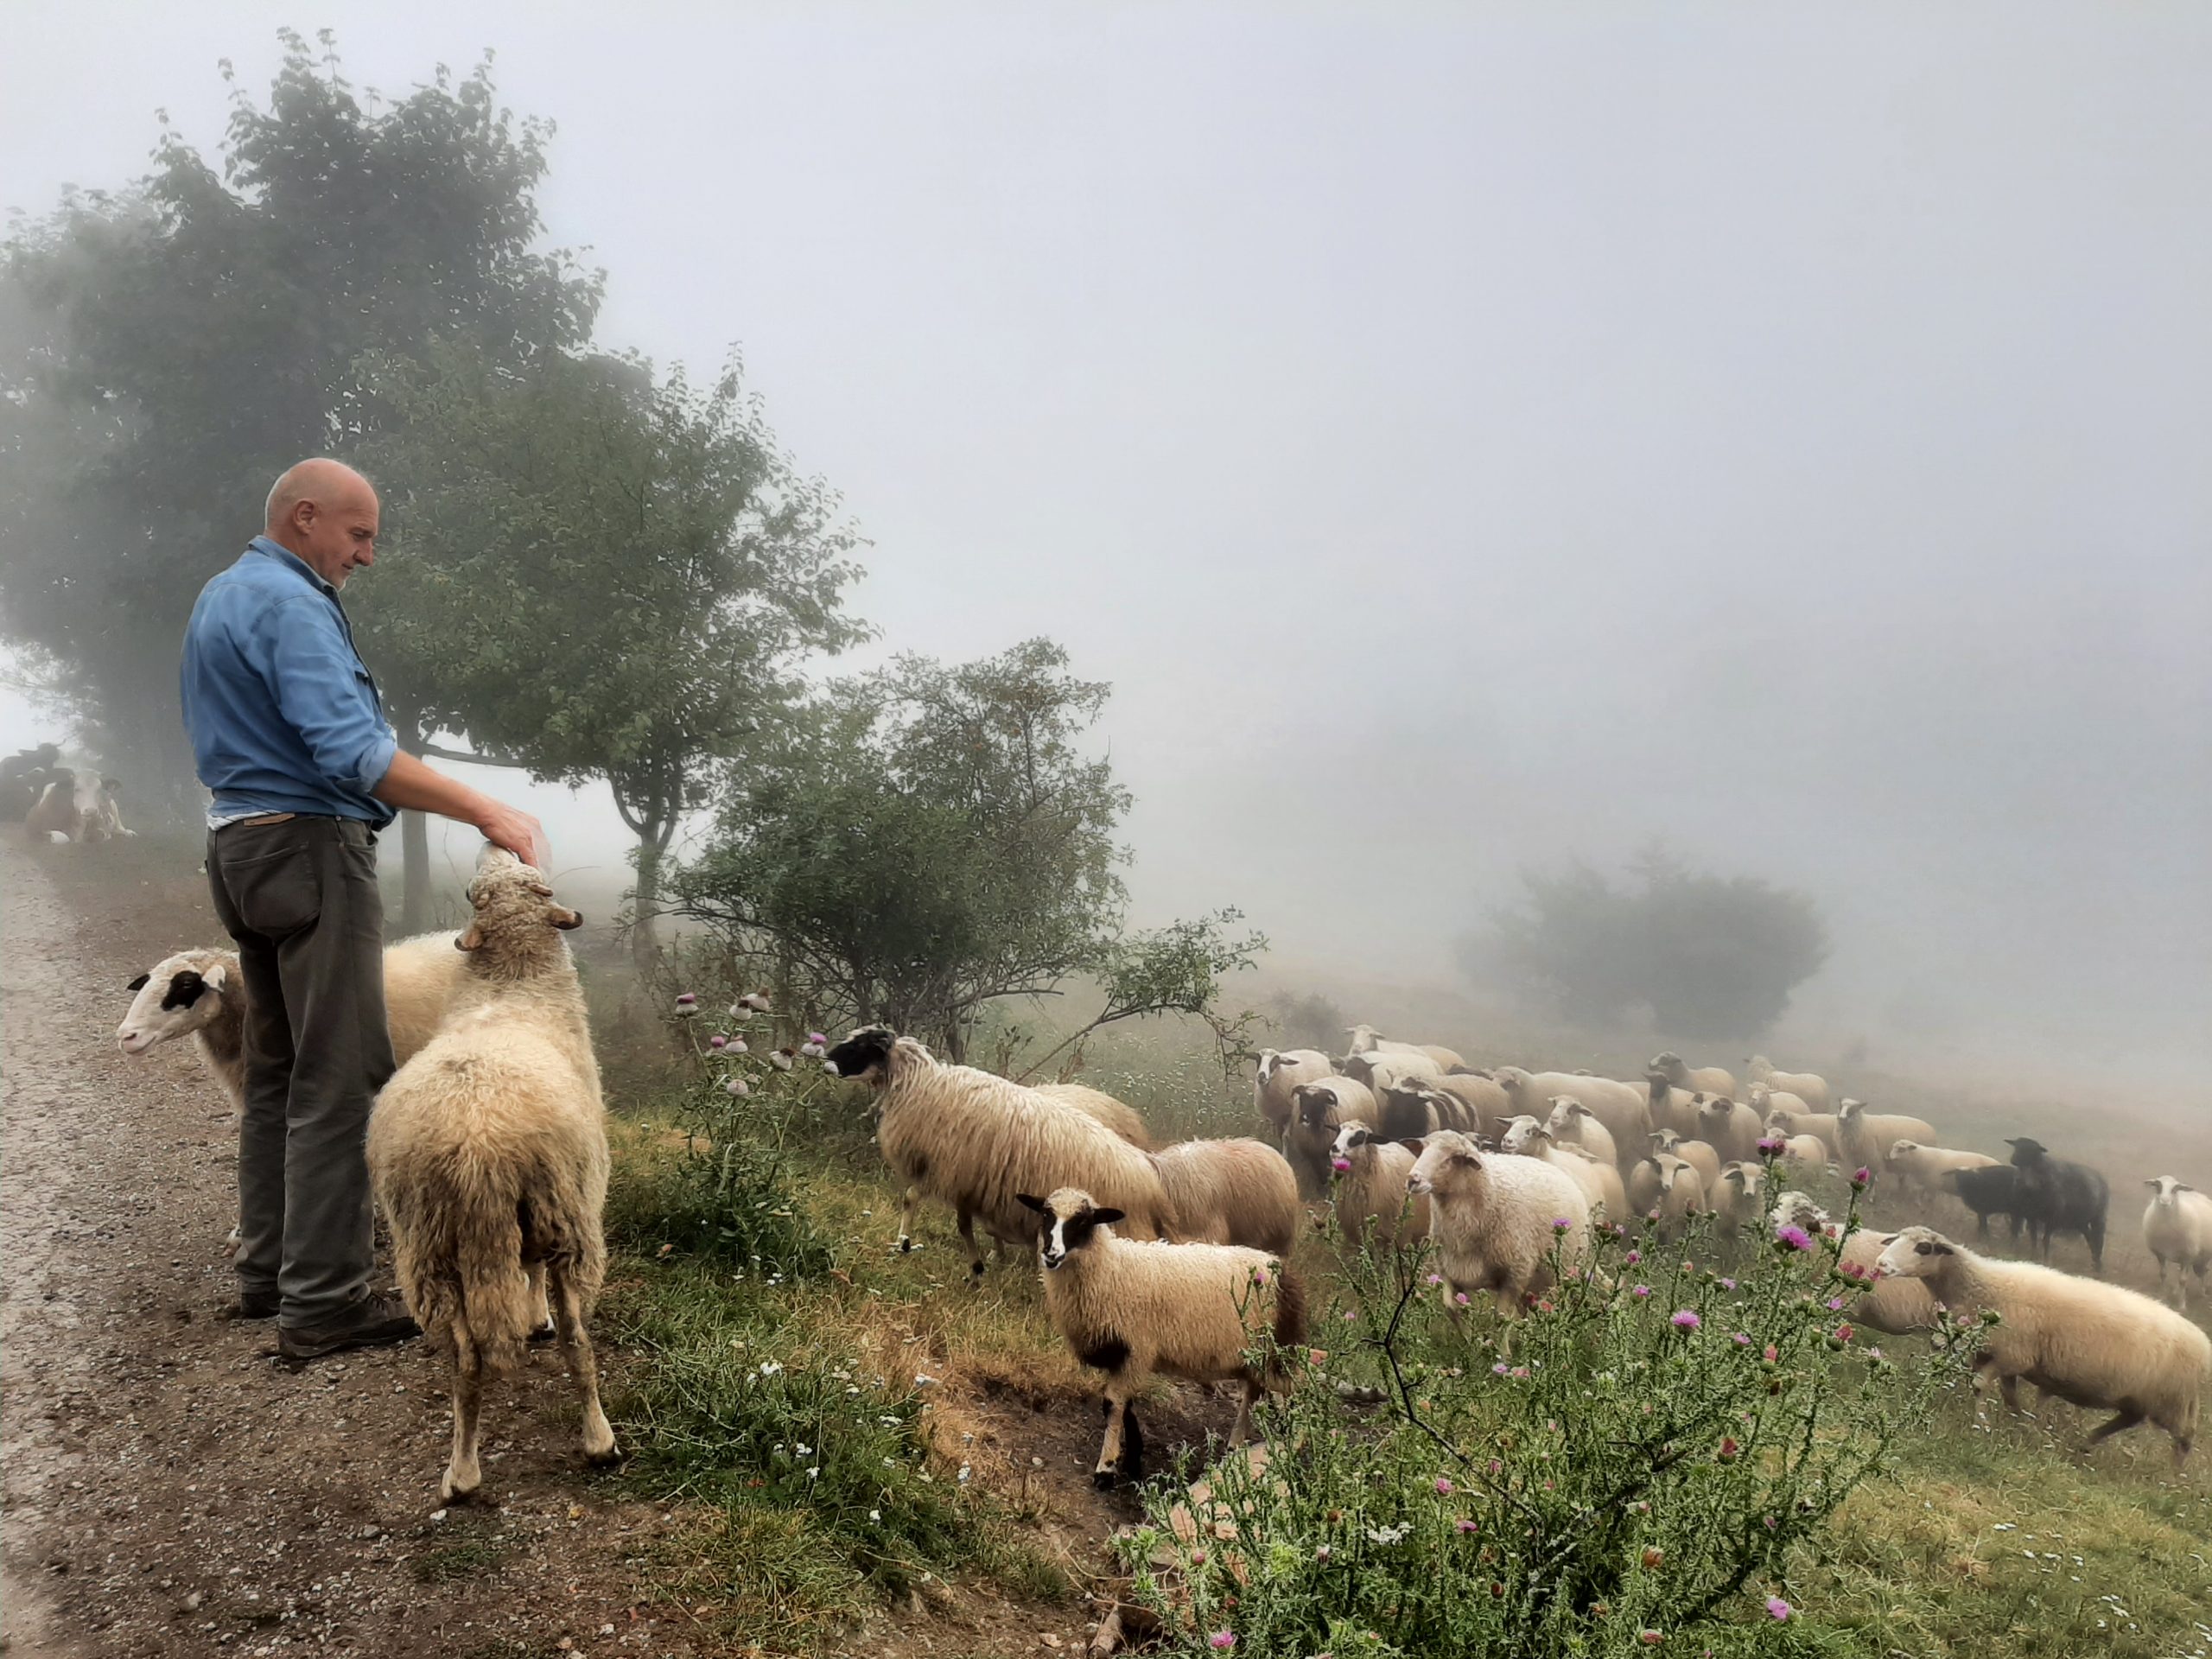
[419,741,529,770]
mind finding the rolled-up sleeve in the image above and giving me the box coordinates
[257,598,398,792]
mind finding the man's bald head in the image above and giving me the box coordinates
[264,458,380,588]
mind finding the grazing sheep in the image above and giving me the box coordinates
[1544,1096,1618,1170]
[1151,1138,1300,1255]
[1288,1077,1379,1194]
[365,850,613,1501]
[2005,1138,2110,1273]
[1035,1082,1152,1149]
[1884,1141,1999,1204]
[1649,1128,1720,1194]
[827,1027,1177,1278]
[1764,1106,1840,1158]
[1876,1226,2210,1466]
[1494,1068,1648,1169]
[2142,1178,2212,1310]
[1642,1071,1703,1138]
[1834,1099,1938,1177]
[1326,1122,1428,1251]
[1744,1056,1832,1112]
[1019,1187,1306,1485]
[1944,1164,2025,1245]
[1405,1130,1591,1317]
[1649,1052,1736,1099]
[1253,1048,1334,1144]
[1695,1095,1763,1165]
[1376,1078,1479,1142]
[1497,1116,1625,1219]
[1650,1154,1707,1239]
[1834,1228,1939,1336]
[1345,1025,1465,1071]
[1713,1160,1768,1238]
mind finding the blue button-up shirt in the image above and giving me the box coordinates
[181,537,399,830]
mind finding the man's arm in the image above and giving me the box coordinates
[372,751,550,871]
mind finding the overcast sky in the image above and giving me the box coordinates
[4,4,2207,1076]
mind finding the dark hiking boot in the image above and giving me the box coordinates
[219,1288,280,1320]
[277,1294,420,1363]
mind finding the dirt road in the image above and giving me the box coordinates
[0,838,707,1657]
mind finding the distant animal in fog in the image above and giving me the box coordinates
[2005,1137,2110,1274]
[2142,1177,2212,1310]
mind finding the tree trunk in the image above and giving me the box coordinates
[630,816,666,969]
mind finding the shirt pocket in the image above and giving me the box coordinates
[219,841,322,937]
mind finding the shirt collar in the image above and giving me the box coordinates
[247,535,339,601]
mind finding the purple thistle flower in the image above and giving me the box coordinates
[1766,1597,1793,1621]
[1552,1217,1572,1231]
[1209,1634,1237,1651]
[1776,1224,1815,1251]
[1433,1477,1454,1495]
[808,1031,827,1046]
[1719,1276,1737,1290]
[1632,1285,1652,1300]
[1492,1362,1509,1375]
[1456,1517,1478,1535]
[1624,1249,1642,1265]
[709,1033,727,1049]
[675,992,696,1006]
[1757,1135,1785,1155]
[1670,1309,1700,1330]
[1852,1166,1871,1187]
[1732,1332,1751,1345]
[1826,1296,1845,1311]
[1332,1157,1352,1173]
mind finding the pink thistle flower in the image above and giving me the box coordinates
[1719,1276,1737,1290]
[1209,1631,1236,1650]
[675,992,696,1006]
[1433,1477,1454,1495]
[1732,1332,1751,1345]
[1775,1224,1815,1251]
[1826,1296,1846,1311]
[1852,1166,1871,1187]
[1766,1597,1792,1621]
[1456,1518,1478,1534]
[709,1033,727,1048]
[1670,1310,1700,1330]
[1624,1249,1642,1265]
[1763,1344,1779,1363]
[1332,1157,1352,1174]
[1552,1217,1572,1231]
[1632,1285,1652,1300]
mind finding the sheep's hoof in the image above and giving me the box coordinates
[584,1439,622,1467]
[528,1319,558,1344]
[1090,1465,1119,1491]
[439,1468,482,1503]
[896,1236,915,1255]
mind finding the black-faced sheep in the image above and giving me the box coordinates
[1376,1078,1479,1143]
[365,849,613,1501]
[1253,1048,1333,1151]
[1877,1226,2210,1466]
[828,1027,1177,1278]
[2140,1177,2212,1310]
[1019,1187,1306,1485]
[1288,1077,1378,1195]
[2005,1137,2109,1273]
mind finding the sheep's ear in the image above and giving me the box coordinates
[548,906,583,931]
[1015,1193,1047,1214]
[126,973,149,991]
[1090,1207,1126,1227]
[456,924,485,951]
[2144,1178,2161,1190]
[201,963,227,993]
[1396,1137,1427,1156]
[2179,1183,2196,1193]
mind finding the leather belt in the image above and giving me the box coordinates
[238,812,297,826]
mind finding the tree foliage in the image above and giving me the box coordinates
[669,639,1261,1057]
[350,340,865,949]
[0,32,599,817]
[1469,848,1828,1040]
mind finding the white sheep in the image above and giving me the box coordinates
[1649,1052,1737,1099]
[1288,1077,1379,1194]
[1406,1130,1591,1318]
[1151,1138,1300,1255]
[1883,1141,1999,1204]
[1745,1082,1815,1120]
[1497,1116,1626,1220]
[1544,1096,1618,1169]
[1642,1071,1704,1138]
[1777,1132,1833,1175]
[1326,1122,1428,1251]
[365,849,614,1501]
[1713,1160,1768,1237]
[1034,1082,1152,1149]
[1836,1099,1938,1178]
[1019,1186,1306,1485]
[2142,1178,2212,1310]
[1875,1226,2211,1466]
[1345,1024,1465,1071]
[1340,1049,1445,1105]
[1834,1227,1939,1336]
[1744,1056,1832,1112]
[829,1027,1177,1278]
[1694,1095,1763,1165]
[1764,1106,1840,1159]
[1253,1048,1333,1147]
[1493,1067,1648,1169]
[1650,1154,1707,1238]
[1648,1128,1720,1194]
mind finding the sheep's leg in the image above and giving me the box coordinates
[1094,1385,1132,1486]
[956,1209,987,1285]
[1227,1379,1261,1446]
[550,1262,619,1465]
[442,1321,486,1503]
[895,1185,921,1253]
[526,1261,555,1341]
[1996,1372,2024,1416]
[2081,1408,2145,1453]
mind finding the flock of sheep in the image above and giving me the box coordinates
[114,882,2212,1489]
[3,741,132,843]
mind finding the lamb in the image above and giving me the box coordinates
[1834,1099,1938,1177]
[1543,1096,1618,1170]
[365,849,614,1500]
[1875,1226,2210,1465]
[1287,1077,1379,1194]
[1405,1130,1591,1317]
[2142,1178,2212,1310]
[1943,1164,2025,1245]
[1253,1048,1333,1148]
[1743,1056,1832,1112]
[1695,1095,1763,1165]
[828,1027,1178,1278]
[2005,1137,2110,1273]
[1493,1067,1648,1168]
[1150,1138,1300,1255]
[1019,1187,1306,1484]
[1883,1141,1999,1204]
[1497,1116,1625,1219]
[1035,1082,1152,1149]
[1649,1052,1736,1099]
[1326,1122,1428,1251]
[1345,1024,1465,1071]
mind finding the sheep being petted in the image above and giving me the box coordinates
[1020,1187,1306,1485]
[1151,1138,1300,1255]
[1876,1226,2211,1466]
[365,849,614,1501]
[2140,1178,2212,1310]
[1405,1129,1590,1318]
[827,1027,1176,1276]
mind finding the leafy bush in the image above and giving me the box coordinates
[1122,1179,1976,1656]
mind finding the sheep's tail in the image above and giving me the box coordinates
[385,1165,537,1379]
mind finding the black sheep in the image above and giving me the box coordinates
[2005,1137,2109,1273]
[1944,1163,2024,1244]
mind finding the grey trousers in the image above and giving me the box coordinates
[206,816,395,1325]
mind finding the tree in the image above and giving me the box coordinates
[1467,846,1828,1040]
[668,639,1262,1058]
[0,33,599,858]
[352,341,865,957]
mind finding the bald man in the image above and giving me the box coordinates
[181,458,547,1362]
